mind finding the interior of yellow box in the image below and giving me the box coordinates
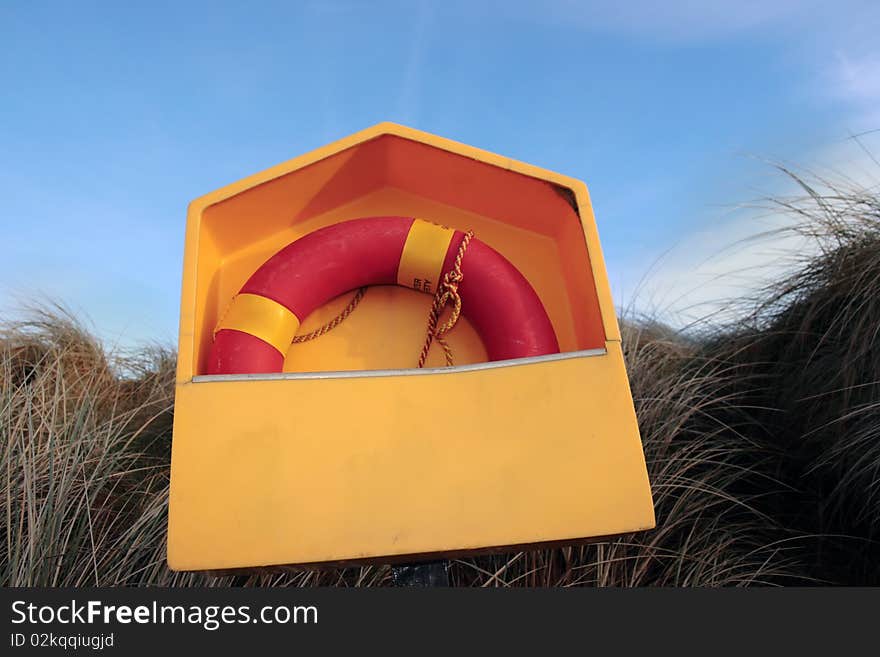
[186,135,607,378]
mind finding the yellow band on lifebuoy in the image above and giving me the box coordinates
[215,293,301,355]
[397,218,455,294]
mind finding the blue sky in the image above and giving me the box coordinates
[2,1,878,346]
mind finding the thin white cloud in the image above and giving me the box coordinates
[396,0,432,123]
[479,0,836,44]
[529,0,880,327]
[615,203,806,328]
[546,0,816,41]
[830,50,880,131]
[617,134,880,328]
[835,52,880,103]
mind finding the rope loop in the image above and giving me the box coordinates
[417,230,474,368]
[292,287,366,343]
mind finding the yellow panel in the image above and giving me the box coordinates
[168,343,654,570]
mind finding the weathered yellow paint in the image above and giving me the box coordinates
[396,218,455,294]
[167,122,655,571]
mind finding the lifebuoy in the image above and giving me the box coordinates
[208,216,559,374]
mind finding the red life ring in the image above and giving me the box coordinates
[207,216,559,374]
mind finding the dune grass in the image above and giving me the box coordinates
[2,172,879,586]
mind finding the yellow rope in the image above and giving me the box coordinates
[417,230,474,368]
[292,287,366,343]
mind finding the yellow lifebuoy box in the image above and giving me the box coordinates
[167,123,655,571]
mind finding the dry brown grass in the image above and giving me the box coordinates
[2,173,879,586]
